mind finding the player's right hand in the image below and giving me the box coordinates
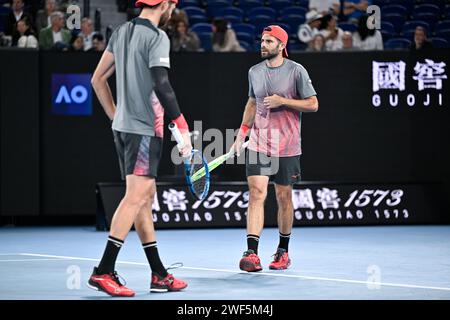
[179,131,193,158]
[230,135,245,157]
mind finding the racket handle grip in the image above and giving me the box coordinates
[168,123,185,148]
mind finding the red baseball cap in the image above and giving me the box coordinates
[135,0,178,7]
[262,25,289,57]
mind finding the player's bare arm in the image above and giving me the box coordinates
[232,97,256,155]
[91,50,116,120]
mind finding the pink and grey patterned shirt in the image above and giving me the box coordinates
[248,59,316,157]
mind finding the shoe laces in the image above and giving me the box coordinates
[166,262,183,272]
[272,249,285,262]
[110,271,126,287]
[243,250,255,257]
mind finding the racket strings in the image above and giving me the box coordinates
[190,153,208,196]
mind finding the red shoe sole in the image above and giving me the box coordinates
[87,280,135,297]
[269,261,291,270]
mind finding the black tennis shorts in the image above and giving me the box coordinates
[113,130,163,180]
[246,149,301,185]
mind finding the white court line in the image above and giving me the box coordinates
[19,253,450,293]
[0,258,73,262]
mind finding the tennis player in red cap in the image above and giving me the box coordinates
[231,25,319,272]
[88,0,190,296]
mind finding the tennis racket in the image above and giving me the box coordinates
[169,123,210,200]
[191,140,249,183]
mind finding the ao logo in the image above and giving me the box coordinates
[55,85,89,104]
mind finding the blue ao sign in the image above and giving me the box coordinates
[52,73,92,116]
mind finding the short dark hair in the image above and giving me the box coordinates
[93,33,104,41]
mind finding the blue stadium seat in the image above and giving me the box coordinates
[380,21,396,41]
[267,0,293,12]
[206,1,234,18]
[248,7,277,21]
[233,23,256,37]
[191,23,213,34]
[412,4,440,17]
[435,29,450,42]
[239,0,264,11]
[197,33,212,52]
[383,13,406,34]
[223,15,243,24]
[183,6,206,18]
[297,0,309,9]
[218,7,244,21]
[445,5,450,19]
[386,0,414,13]
[412,13,439,29]
[280,6,307,18]
[385,38,411,50]
[338,22,357,33]
[249,16,274,34]
[430,37,449,48]
[382,5,407,16]
[178,0,199,8]
[188,15,208,25]
[236,32,254,45]
[434,20,450,34]
[402,21,430,36]
[0,13,7,32]
[239,40,252,52]
[280,14,305,34]
[0,6,11,14]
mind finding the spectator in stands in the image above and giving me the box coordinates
[68,34,83,51]
[306,34,326,52]
[309,0,340,16]
[171,20,200,52]
[165,8,188,39]
[79,17,97,51]
[35,0,58,33]
[90,33,106,51]
[39,11,71,50]
[410,26,433,51]
[14,16,37,48]
[4,0,33,36]
[298,10,322,47]
[319,14,344,51]
[212,18,244,52]
[352,14,383,50]
[340,31,355,51]
[343,0,371,23]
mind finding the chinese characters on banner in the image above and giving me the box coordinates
[372,59,447,107]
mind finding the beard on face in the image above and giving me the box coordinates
[261,47,280,60]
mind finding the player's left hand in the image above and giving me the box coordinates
[263,94,284,109]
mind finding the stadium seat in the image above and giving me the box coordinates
[197,33,212,52]
[217,7,244,21]
[248,7,277,21]
[434,20,450,34]
[233,23,256,37]
[239,0,264,11]
[383,13,406,34]
[435,29,450,42]
[206,1,234,18]
[191,23,213,34]
[183,6,206,18]
[223,15,243,24]
[236,32,254,45]
[280,6,307,18]
[238,40,252,51]
[382,4,407,16]
[385,38,411,49]
[188,15,208,25]
[339,22,357,33]
[267,0,293,12]
[430,37,449,48]
[402,21,430,37]
[178,0,199,8]
[412,4,440,17]
[280,14,305,34]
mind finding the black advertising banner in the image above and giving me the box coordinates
[97,182,449,229]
